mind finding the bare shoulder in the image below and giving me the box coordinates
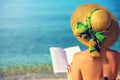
[72,50,89,62]
[105,49,120,62]
[72,52,81,61]
[73,50,86,58]
[108,49,120,65]
[107,49,119,56]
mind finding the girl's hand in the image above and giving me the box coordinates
[67,65,72,80]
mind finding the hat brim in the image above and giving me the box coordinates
[71,4,119,48]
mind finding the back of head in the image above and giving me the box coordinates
[71,4,119,57]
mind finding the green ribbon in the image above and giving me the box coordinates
[77,8,106,53]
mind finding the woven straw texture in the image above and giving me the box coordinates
[71,4,119,48]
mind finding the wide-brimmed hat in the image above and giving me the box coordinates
[71,4,119,57]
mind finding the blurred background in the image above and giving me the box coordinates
[0,0,120,79]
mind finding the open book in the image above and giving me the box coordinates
[50,46,81,73]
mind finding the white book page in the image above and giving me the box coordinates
[64,46,81,65]
[50,47,68,73]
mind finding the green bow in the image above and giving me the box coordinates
[76,8,106,54]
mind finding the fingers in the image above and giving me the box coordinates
[67,65,72,80]
[67,65,72,73]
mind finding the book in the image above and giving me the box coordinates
[50,46,81,73]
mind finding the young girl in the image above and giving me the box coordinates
[67,4,120,80]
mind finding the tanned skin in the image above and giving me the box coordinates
[67,48,120,80]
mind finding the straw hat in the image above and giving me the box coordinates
[71,4,119,57]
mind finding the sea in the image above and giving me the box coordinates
[0,0,120,79]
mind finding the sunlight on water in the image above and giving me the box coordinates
[0,0,120,79]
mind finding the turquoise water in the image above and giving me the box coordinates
[0,0,120,67]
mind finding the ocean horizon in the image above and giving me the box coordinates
[0,0,120,78]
